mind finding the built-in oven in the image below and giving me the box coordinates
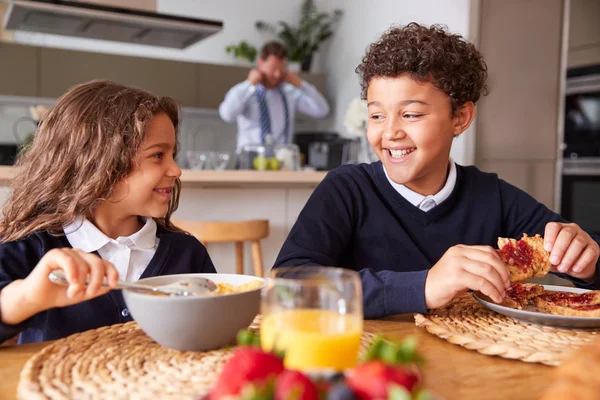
[560,66,600,234]
[561,159,600,235]
[563,66,600,158]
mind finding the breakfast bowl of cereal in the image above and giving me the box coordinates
[122,273,264,351]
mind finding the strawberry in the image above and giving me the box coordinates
[346,360,419,400]
[274,370,319,400]
[210,346,284,400]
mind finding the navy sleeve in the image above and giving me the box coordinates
[274,170,428,319]
[0,237,44,343]
[178,233,217,274]
[200,245,217,274]
[360,269,428,319]
[499,179,600,289]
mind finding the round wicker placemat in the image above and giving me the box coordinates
[18,318,376,400]
[414,293,599,366]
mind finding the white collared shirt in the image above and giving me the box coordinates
[218,80,330,152]
[64,218,159,282]
[383,159,457,212]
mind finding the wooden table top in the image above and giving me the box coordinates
[0,315,552,400]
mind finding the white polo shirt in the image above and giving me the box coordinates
[383,159,457,212]
[64,217,159,282]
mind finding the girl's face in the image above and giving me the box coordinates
[100,112,181,229]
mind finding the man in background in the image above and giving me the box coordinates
[219,41,330,153]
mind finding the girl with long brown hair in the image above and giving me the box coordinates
[0,80,216,344]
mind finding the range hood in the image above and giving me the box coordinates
[2,0,223,49]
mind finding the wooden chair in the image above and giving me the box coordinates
[173,219,269,277]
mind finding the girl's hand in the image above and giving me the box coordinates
[23,248,119,311]
[544,222,599,281]
[424,245,511,309]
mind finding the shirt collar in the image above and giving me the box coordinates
[383,159,457,208]
[64,217,158,252]
[128,218,158,248]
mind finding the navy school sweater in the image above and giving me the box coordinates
[274,162,600,318]
[0,228,216,344]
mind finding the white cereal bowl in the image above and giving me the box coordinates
[122,273,264,351]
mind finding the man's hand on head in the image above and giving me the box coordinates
[247,69,263,85]
[284,71,302,88]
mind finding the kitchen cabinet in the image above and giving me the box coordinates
[39,48,197,106]
[476,0,564,210]
[0,42,39,97]
[0,42,327,110]
[195,63,327,109]
[568,0,600,68]
[196,63,249,109]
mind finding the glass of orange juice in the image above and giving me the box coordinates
[260,267,363,372]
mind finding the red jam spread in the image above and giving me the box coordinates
[506,284,527,297]
[497,240,533,272]
[539,291,597,305]
[571,304,600,311]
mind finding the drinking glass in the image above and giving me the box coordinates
[186,150,210,170]
[260,267,363,372]
[209,151,231,170]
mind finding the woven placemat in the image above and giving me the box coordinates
[414,293,599,366]
[18,317,376,400]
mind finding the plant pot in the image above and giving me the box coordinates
[287,61,301,73]
[301,54,313,72]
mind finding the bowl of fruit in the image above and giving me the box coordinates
[203,331,433,400]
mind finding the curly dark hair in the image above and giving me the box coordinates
[356,23,489,114]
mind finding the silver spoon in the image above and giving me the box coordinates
[48,270,218,297]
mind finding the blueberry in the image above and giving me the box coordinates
[327,372,346,383]
[327,383,358,400]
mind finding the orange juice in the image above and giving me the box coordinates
[261,309,362,371]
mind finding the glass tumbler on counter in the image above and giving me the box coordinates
[209,151,231,170]
[239,143,300,171]
[260,267,363,372]
[186,150,210,170]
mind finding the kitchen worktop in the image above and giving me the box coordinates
[0,166,328,188]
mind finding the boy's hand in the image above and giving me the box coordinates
[544,222,599,281]
[424,245,511,309]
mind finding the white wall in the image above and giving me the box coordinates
[9,0,477,164]
[314,0,477,165]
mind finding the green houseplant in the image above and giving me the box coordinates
[255,0,342,72]
[225,41,258,64]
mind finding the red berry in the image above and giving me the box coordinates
[346,361,419,400]
[210,347,284,399]
[274,370,319,400]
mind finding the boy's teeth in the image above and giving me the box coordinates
[389,148,415,158]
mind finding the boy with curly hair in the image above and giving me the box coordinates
[274,23,600,318]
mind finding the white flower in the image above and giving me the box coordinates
[343,97,368,138]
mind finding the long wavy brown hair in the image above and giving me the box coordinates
[0,80,183,242]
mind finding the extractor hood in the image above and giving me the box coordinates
[2,0,223,49]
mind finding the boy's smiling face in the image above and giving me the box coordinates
[367,74,473,195]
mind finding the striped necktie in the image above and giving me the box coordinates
[255,84,272,144]
[255,84,290,144]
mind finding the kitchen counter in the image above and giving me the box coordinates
[0,166,328,188]
[0,166,326,273]
[180,169,327,187]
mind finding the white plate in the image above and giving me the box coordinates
[473,285,600,329]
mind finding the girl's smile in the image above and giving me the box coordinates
[153,186,173,200]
